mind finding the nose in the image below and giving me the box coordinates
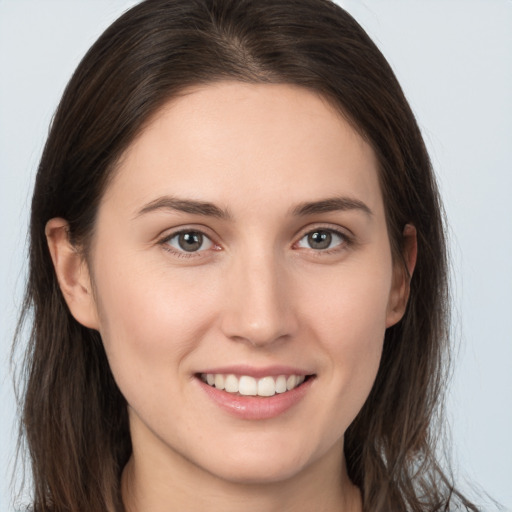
[220,249,299,347]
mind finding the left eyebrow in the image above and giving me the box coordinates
[291,196,373,217]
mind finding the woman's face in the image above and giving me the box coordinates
[75,82,409,484]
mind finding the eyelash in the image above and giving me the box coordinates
[294,227,351,255]
[159,229,218,259]
[158,226,352,259]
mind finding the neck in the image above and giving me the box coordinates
[122,436,362,512]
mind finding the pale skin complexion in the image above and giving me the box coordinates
[46,82,416,512]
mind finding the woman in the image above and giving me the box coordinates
[13,0,483,510]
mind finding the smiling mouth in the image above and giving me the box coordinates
[198,373,312,397]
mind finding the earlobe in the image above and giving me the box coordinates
[386,223,418,328]
[45,218,99,330]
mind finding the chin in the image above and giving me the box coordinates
[191,436,327,486]
[205,457,305,486]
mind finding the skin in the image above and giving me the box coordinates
[47,82,416,512]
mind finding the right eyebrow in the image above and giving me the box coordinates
[134,196,232,220]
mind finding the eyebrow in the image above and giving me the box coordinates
[135,196,232,220]
[135,195,372,220]
[291,197,373,217]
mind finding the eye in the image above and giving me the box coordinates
[164,230,214,253]
[296,229,346,251]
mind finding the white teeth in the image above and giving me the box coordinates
[286,375,297,390]
[224,374,239,393]
[239,376,257,396]
[275,375,287,394]
[257,376,276,397]
[214,374,225,390]
[201,373,307,396]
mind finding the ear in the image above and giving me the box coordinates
[386,223,417,328]
[45,218,99,330]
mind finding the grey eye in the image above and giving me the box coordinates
[167,231,213,252]
[297,230,344,250]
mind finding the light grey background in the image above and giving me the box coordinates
[1,1,510,510]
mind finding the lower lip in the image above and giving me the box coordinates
[197,377,314,420]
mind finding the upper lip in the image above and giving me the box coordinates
[195,365,314,379]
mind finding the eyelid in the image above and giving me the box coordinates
[294,222,353,240]
[292,224,354,252]
[155,222,354,259]
[158,226,221,258]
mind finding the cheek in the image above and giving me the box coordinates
[298,258,392,408]
[91,250,218,392]
[301,254,392,345]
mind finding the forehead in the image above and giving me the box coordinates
[103,82,382,218]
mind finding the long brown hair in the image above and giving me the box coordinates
[14,0,479,510]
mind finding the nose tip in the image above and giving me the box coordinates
[227,315,288,348]
[220,258,298,347]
